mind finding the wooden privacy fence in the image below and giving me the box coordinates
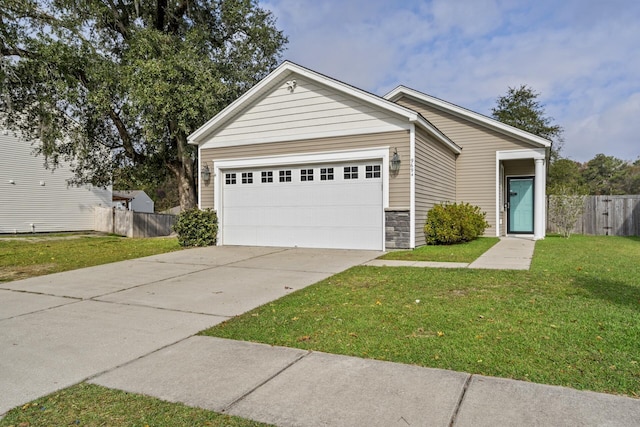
[547,195,640,236]
[94,206,176,238]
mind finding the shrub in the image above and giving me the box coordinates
[547,184,586,238]
[424,202,489,245]
[173,208,218,247]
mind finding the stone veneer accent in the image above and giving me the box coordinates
[385,210,411,249]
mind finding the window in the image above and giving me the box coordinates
[366,165,381,178]
[241,172,253,184]
[225,173,236,185]
[261,171,273,183]
[300,169,314,181]
[344,166,358,179]
[279,170,292,182]
[320,167,334,181]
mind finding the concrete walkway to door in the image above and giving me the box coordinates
[365,236,536,270]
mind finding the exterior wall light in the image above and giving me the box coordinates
[201,164,211,182]
[390,148,401,172]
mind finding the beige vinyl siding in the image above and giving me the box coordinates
[414,128,457,246]
[0,132,112,233]
[396,96,533,236]
[205,76,407,147]
[503,159,534,176]
[200,131,410,210]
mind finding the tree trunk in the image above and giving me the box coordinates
[175,167,197,210]
[168,128,197,211]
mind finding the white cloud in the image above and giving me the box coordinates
[261,0,640,162]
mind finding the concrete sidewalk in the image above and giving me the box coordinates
[364,236,536,270]
[90,336,640,427]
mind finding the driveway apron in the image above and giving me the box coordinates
[0,246,381,415]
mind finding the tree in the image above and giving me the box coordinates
[548,158,583,191]
[620,159,640,194]
[581,154,628,195]
[547,184,586,238]
[491,85,563,160]
[0,0,287,209]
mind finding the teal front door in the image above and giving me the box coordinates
[508,177,534,234]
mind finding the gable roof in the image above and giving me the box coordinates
[188,61,461,154]
[384,86,551,148]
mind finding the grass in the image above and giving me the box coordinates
[0,383,269,427]
[379,237,499,262]
[0,235,181,282]
[201,235,640,398]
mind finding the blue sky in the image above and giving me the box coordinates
[261,0,640,163]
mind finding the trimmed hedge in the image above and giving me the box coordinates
[173,208,218,247]
[424,202,489,245]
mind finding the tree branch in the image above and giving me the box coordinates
[108,108,145,164]
[167,0,189,34]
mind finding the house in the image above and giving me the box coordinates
[112,190,154,213]
[188,61,550,251]
[0,130,112,233]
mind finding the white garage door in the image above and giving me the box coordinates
[221,161,383,250]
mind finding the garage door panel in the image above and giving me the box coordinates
[222,161,383,250]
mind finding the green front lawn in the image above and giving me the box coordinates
[0,384,269,427]
[379,237,499,262]
[0,235,182,282]
[202,235,640,397]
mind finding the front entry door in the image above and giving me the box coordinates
[507,177,534,234]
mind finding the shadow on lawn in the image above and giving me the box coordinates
[572,274,640,312]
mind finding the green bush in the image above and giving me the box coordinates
[173,208,218,247]
[424,202,489,245]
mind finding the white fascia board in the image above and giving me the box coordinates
[413,116,462,154]
[385,86,552,149]
[189,61,421,146]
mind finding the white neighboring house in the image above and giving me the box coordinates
[0,130,112,233]
[112,190,154,213]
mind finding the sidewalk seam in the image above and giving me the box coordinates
[221,350,312,413]
[449,374,473,427]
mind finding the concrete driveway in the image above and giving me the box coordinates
[0,246,381,415]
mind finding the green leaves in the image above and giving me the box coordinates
[173,208,218,247]
[491,84,563,159]
[424,202,490,245]
[1,0,287,207]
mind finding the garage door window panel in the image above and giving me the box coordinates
[279,170,292,182]
[366,165,381,178]
[261,171,273,183]
[241,172,253,184]
[301,169,314,181]
[344,166,358,179]
[225,173,237,184]
[320,167,334,181]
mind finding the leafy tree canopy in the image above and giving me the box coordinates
[582,153,629,195]
[548,158,584,192]
[0,0,287,209]
[491,85,563,159]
